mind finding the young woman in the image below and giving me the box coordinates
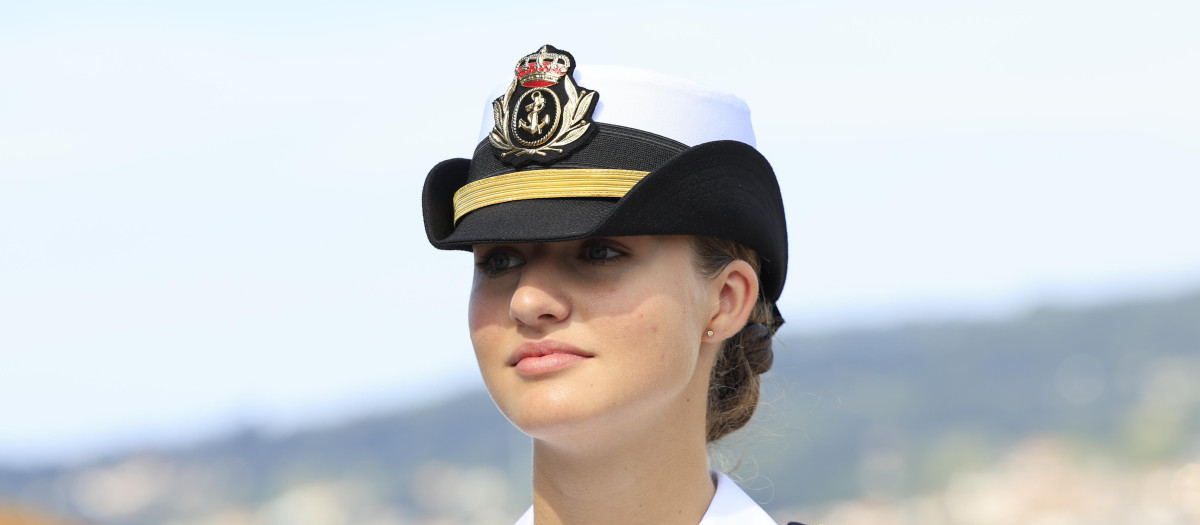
[422,45,799,525]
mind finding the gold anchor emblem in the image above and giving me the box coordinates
[490,45,597,161]
[518,91,551,135]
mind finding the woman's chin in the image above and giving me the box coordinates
[491,384,623,443]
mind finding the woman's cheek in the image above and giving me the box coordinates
[467,291,508,364]
[468,278,505,324]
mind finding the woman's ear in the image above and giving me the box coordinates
[705,259,759,341]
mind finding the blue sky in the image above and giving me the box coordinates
[2,0,1198,465]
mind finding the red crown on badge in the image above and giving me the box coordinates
[515,45,571,88]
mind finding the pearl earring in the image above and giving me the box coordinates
[706,330,714,337]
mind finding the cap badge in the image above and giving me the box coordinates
[489,45,598,166]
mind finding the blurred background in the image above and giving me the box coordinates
[1,1,1198,524]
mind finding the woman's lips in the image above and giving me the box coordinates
[509,341,593,377]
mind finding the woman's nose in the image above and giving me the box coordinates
[509,262,571,328]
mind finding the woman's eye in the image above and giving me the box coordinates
[583,244,624,263]
[477,252,525,275]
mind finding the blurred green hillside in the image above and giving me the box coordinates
[2,291,1198,524]
[738,291,1200,508]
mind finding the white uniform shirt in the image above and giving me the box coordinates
[513,471,777,525]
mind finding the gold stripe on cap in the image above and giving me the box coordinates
[452,169,649,224]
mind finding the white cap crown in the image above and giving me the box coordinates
[478,65,756,148]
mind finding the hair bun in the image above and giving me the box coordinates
[741,322,774,375]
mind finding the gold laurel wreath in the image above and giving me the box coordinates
[489,75,595,158]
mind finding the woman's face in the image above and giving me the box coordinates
[468,236,718,444]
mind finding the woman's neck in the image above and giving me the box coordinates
[527,399,715,525]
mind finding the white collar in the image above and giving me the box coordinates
[512,471,775,525]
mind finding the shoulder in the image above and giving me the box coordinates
[698,471,778,525]
[513,505,533,525]
[514,473,812,525]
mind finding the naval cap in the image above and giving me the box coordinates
[423,44,788,301]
